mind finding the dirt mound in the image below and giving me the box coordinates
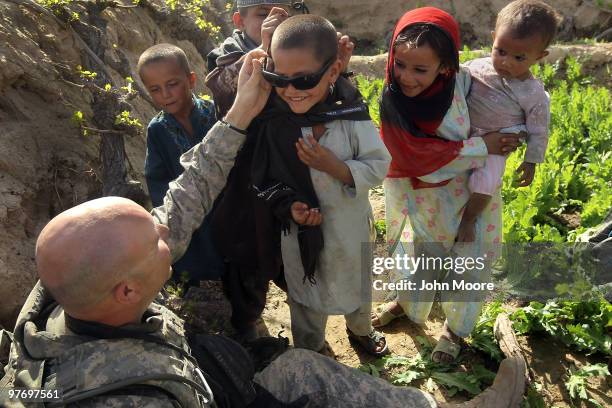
[0,0,231,327]
[305,0,612,53]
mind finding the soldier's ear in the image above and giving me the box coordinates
[113,280,143,305]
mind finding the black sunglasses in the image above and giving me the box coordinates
[262,56,335,90]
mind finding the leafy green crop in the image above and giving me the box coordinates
[355,75,384,127]
[503,57,612,242]
[565,364,609,408]
[359,336,496,397]
[470,300,612,359]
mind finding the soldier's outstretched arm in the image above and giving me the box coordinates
[152,48,272,260]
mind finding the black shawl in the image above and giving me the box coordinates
[251,77,370,283]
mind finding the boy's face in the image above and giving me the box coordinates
[491,28,548,81]
[140,58,195,117]
[233,5,289,45]
[270,46,341,114]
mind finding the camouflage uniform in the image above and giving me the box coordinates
[152,121,247,261]
[0,282,214,407]
[255,349,438,407]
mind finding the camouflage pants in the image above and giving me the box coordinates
[254,349,437,408]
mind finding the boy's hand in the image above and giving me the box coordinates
[456,218,476,243]
[296,136,341,174]
[291,202,323,226]
[261,7,289,51]
[337,32,355,73]
[226,49,271,130]
[516,162,536,187]
[296,136,355,186]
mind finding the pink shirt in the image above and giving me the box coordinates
[465,57,550,194]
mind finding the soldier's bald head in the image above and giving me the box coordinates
[36,197,166,316]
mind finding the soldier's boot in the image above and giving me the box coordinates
[438,313,527,408]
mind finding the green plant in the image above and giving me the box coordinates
[564,363,609,408]
[459,45,489,64]
[355,75,384,126]
[361,337,496,397]
[76,65,98,80]
[469,299,612,358]
[503,58,612,243]
[374,219,386,240]
[165,0,221,38]
[115,111,143,128]
[467,301,505,361]
[120,77,135,94]
[522,382,547,408]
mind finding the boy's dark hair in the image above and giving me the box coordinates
[394,23,459,72]
[271,14,337,64]
[496,0,561,48]
[137,43,191,79]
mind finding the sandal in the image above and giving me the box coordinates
[371,302,405,328]
[346,327,390,357]
[431,336,461,364]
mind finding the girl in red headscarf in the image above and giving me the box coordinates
[372,7,521,364]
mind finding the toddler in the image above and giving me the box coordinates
[458,0,560,241]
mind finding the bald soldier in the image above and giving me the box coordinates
[36,197,173,326]
[1,49,527,407]
[2,196,526,407]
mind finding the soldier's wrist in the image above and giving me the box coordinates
[223,109,250,133]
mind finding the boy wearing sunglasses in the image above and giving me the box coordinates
[206,2,354,344]
[250,15,391,357]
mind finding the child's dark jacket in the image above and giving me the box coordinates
[205,30,258,118]
[145,96,224,281]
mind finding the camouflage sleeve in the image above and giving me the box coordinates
[152,121,246,261]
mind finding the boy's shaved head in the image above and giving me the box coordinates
[271,15,338,64]
[137,43,191,79]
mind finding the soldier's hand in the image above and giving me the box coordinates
[261,7,289,52]
[225,49,271,130]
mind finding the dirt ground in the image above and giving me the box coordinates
[169,190,611,407]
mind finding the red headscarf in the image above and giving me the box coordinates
[380,7,464,188]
